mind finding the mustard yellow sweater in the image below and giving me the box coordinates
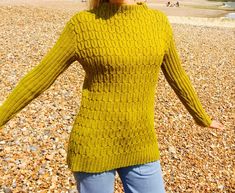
[0,2,212,172]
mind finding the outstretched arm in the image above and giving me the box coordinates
[160,15,212,127]
[0,18,77,128]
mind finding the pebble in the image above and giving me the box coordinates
[0,141,6,145]
[45,154,54,160]
[38,168,45,175]
[64,116,72,120]
[12,180,17,188]
[3,187,12,193]
[68,189,78,193]
[169,146,177,154]
[218,184,224,190]
[29,145,38,151]
[59,149,66,157]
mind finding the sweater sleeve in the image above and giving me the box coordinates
[160,15,212,127]
[0,19,77,128]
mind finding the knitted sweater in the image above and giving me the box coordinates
[0,2,212,172]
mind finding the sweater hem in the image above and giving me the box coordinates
[66,143,160,173]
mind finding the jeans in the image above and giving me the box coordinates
[73,160,166,193]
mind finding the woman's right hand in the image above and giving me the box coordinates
[209,120,225,130]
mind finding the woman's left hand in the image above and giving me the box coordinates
[209,120,226,130]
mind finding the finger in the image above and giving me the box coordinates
[216,123,225,130]
[210,122,223,130]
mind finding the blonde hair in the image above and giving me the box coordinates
[88,0,109,10]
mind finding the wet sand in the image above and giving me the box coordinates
[148,0,232,18]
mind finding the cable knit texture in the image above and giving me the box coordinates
[0,2,212,172]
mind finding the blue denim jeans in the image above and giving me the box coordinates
[73,160,166,193]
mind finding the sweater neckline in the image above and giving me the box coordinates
[99,1,149,13]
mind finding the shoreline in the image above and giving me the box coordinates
[168,16,235,28]
[0,0,234,15]
[1,1,234,28]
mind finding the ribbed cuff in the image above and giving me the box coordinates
[196,114,212,127]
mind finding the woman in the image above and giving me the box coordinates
[0,0,225,192]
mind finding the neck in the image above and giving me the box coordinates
[98,0,148,14]
[109,0,137,5]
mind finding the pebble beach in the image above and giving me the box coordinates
[0,0,234,192]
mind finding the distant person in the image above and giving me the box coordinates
[0,0,225,192]
[176,1,180,7]
[166,1,171,7]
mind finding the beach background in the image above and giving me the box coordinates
[0,0,234,192]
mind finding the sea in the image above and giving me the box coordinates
[222,1,235,19]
